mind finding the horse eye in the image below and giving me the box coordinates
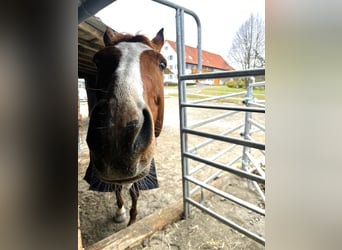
[159,61,166,71]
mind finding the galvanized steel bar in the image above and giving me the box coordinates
[246,134,265,155]
[175,7,190,219]
[188,125,244,153]
[241,79,254,182]
[248,102,266,108]
[249,118,265,132]
[179,68,265,80]
[252,180,266,202]
[246,134,257,143]
[188,91,246,104]
[183,128,265,150]
[249,81,265,88]
[184,152,265,183]
[151,0,202,72]
[188,110,240,129]
[246,151,265,178]
[189,169,224,195]
[185,198,265,245]
[186,175,265,216]
[182,103,265,113]
[189,148,240,176]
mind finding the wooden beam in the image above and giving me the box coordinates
[78,66,96,75]
[84,174,228,250]
[78,56,96,66]
[78,22,105,45]
[78,37,103,51]
[78,207,83,250]
[85,199,183,250]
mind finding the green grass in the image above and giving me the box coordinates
[165,85,265,102]
[199,86,245,95]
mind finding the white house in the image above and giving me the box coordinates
[78,78,87,101]
[161,40,234,84]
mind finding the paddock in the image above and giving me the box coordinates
[78,83,265,249]
[78,1,265,249]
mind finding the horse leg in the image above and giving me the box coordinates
[127,182,139,226]
[113,185,127,223]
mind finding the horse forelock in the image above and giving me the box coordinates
[107,33,155,50]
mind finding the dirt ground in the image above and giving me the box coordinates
[78,88,265,249]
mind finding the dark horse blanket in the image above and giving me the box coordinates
[84,159,158,192]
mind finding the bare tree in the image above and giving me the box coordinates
[228,14,265,70]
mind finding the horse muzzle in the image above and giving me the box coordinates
[86,102,155,184]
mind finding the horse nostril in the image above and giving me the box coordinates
[133,108,153,152]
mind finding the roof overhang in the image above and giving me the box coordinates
[78,0,116,78]
[78,0,116,24]
[78,16,107,78]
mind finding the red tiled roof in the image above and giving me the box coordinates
[165,40,234,71]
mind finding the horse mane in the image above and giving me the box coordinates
[103,27,164,52]
[105,33,155,49]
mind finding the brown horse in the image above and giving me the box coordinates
[84,27,166,226]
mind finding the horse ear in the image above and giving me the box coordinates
[103,27,122,46]
[152,28,164,52]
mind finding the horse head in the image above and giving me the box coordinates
[86,27,166,186]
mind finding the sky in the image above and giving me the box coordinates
[96,0,265,68]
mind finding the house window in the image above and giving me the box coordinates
[168,55,173,60]
[165,46,168,50]
[186,64,195,70]
[169,65,173,70]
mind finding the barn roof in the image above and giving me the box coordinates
[78,0,117,78]
[165,40,234,71]
[78,16,106,78]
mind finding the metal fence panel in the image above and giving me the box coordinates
[153,0,265,246]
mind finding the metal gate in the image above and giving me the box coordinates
[153,0,265,245]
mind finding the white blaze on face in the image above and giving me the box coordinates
[114,42,151,107]
[110,42,155,176]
